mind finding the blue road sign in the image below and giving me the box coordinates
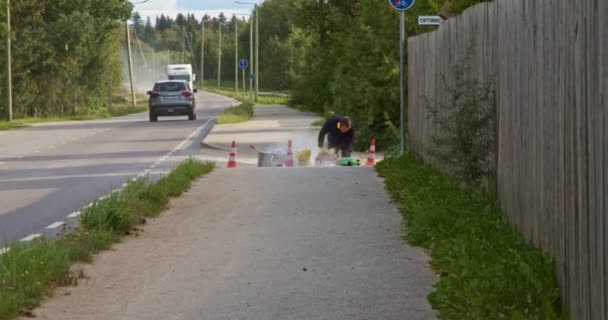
[239,59,249,69]
[388,0,415,11]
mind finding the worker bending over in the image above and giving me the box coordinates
[317,115,356,157]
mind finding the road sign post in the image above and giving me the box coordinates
[388,0,415,156]
[239,59,249,101]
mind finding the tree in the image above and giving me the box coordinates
[143,17,155,44]
[131,11,144,35]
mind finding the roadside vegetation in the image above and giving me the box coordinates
[217,102,254,124]
[0,159,214,320]
[0,1,134,121]
[376,155,562,319]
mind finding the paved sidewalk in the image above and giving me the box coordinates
[25,167,437,320]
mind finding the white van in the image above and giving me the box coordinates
[166,64,196,91]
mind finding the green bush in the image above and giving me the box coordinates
[424,40,496,188]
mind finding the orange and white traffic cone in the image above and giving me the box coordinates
[365,137,376,167]
[284,140,295,167]
[227,141,237,168]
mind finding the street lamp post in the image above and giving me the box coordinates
[200,20,205,86]
[218,20,222,88]
[255,4,258,103]
[234,15,238,93]
[249,13,253,100]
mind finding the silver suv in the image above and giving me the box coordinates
[147,80,198,122]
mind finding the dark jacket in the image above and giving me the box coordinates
[318,115,356,156]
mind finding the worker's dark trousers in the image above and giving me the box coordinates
[328,135,351,157]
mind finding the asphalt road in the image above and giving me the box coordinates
[0,91,235,246]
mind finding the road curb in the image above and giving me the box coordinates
[199,117,234,152]
[200,141,231,152]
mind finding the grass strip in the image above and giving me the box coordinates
[0,104,148,131]
[311,119,325,127]
[217,102,254,124]
[204,85,290,105]
[0,158,214,320]
[376,155,563,319]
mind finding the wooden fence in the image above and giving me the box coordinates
[407,0,607,318]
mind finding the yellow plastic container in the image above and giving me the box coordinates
[296,149,311,167]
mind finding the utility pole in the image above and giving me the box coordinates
[6,0,12,121]
[200,20,204,86]
[152,50,155,79]
[255,4,259,102]
[249,14,253,101]
[107,59,112,112]
[234,16,238,93]
[125,21,136,107]
[218,20,222,88]
[181,26,185,63]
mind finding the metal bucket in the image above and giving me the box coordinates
[250,145,286,167]
[257,151,278,167]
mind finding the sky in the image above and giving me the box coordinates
[132,0,262,23]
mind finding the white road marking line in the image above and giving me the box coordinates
[0,162,5,165]
[34,150,40,153]
[45,221,65,229]
[67,211,81,219]
[20,233,43,242]
[18,155,24,158]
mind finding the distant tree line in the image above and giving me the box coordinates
[0,0,132,119]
